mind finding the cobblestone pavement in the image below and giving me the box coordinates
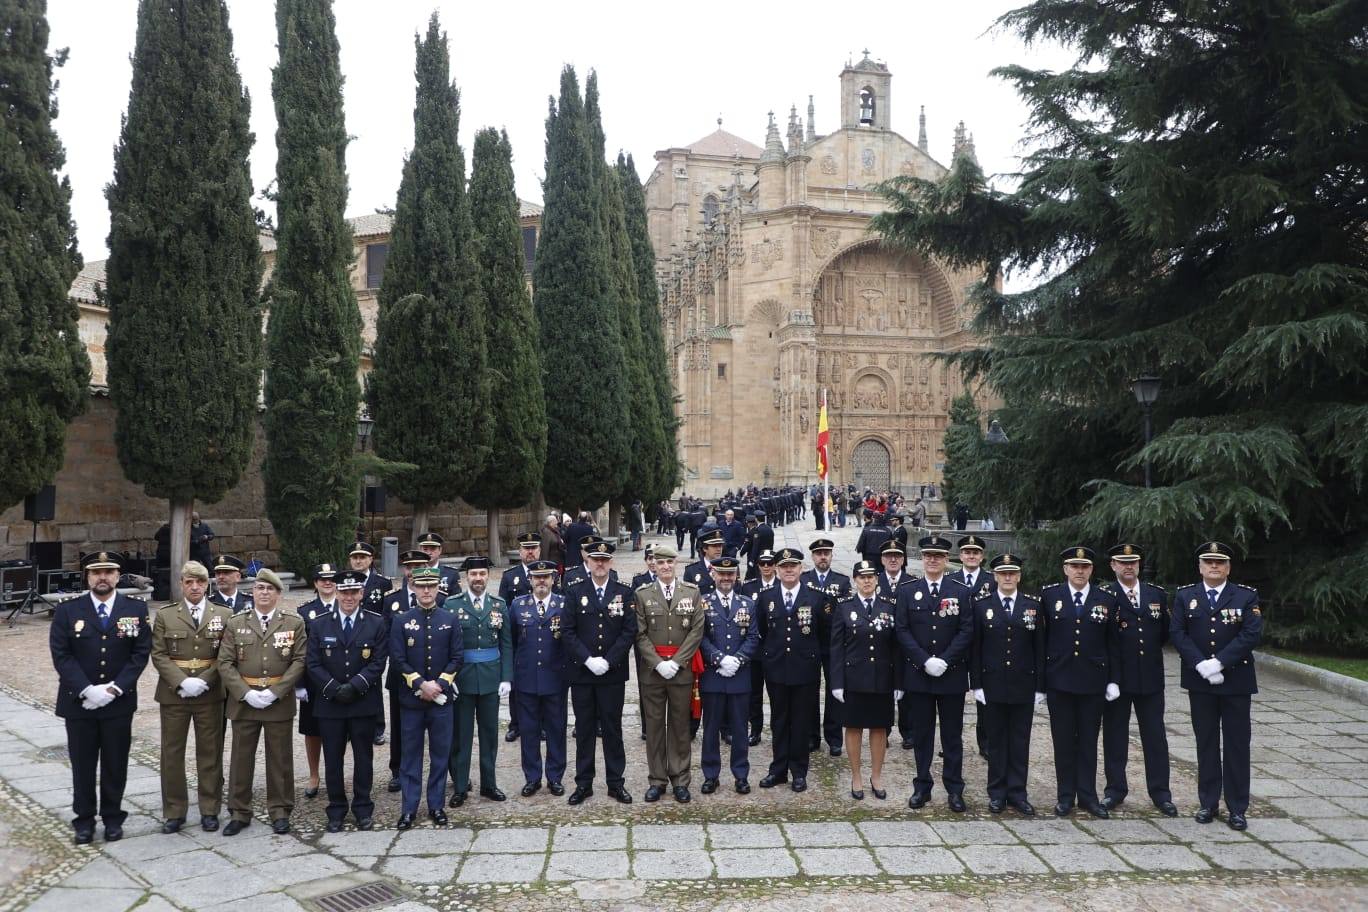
[1,517,1365,910]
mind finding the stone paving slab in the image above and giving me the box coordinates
[156,869,277,907]
[546,850,631,880]
[456,852,544,883]
[1310,818,1368,840]
[712,847,798,878]
[1003,819,1095,844]
[1032,843,1131,873]
[138,847,236,884]
[62,857,144,890]
[632,850,714,879]
[782,821,861,846]
[468,826,547,853]
[632,823,706,850]
[379,854,457,884]
[955,844,1048,874]
[1111,843,1210,871]
[873,845,965,875]
[858,821,942,845]
[25,887,144,912]
[1270,841,1368,869]
[388,828,473,855]
[1079,818,1174,842]
[708,823,786,848]
[795,846,880,875]
[253,852,352,886]
[931,821,1019,845]
[1197,842,1300,870]
[555,824,628,851]
[208,893,309,912]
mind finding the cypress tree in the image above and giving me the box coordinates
[366,13,490,538]
[262,0,362,573]
[533,66,626,512]
[0,0,91,510]
[464,127,547,556]
[104,0,261,593]
[618,152,679,504]
[873,0,1368,646]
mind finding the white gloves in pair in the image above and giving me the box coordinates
[1105,682,1121,701]
[1195,658,1224,680]
[584,657,610,676]
[498,681,512,697]
[924,657,948,677]
[294,686,310,703]
[973,688,986,705]
[178,677,210,699]
[718,656,741,677]
[832,688,845,703]
[80,685,116,710]
[656,660,680,680]
[244,689,278,710]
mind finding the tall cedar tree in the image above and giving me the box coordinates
[465,128,547,554]
[533,67,627,512]
[585,73,654,519]
[0,0,91,509]
[105,0,261,593]
[618,153,680,505]
[366,14,490,537]
[263,0,362,572]
[873,0,1368,647]
[939,392,984,519]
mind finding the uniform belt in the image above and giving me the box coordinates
[242,675,282,687]
[462,647,500,664]
[172,659,213,672]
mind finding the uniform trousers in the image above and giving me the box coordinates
[65,714,133,830]
[811,655,842,747]
[1047,691,1104,806]
[387,689,404,777]
[399,702,452,814]
[701,691,750,780]
[766,679,818,779]
[516,690,567,785]
[897,691,914,742]
[975,702,989,755]
[318,716,376,822]
[1188,692,1251,814]
[571,682,626,788]
[907,692,966,797]
[451,690,500,792]
[748,662,765,735]
[641,678,694,787]
[983,700,1033,803]
[159,700,224,819]
[227,717,294,822]
[1102,690,1171,805]
[505,687,519,734]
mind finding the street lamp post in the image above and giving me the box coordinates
[356,411,374,532]
[1130,376,1162,489]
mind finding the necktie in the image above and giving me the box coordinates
[784,592,794,613]
[596,587,605,603]
[223,595,233,611]
[1003,596,1013,617]
[537,600,546,617]
[818,574,826,588]
[1207,588,1219,608]
[190,605,201,628]
[664,586,673,601]
[1074,591,1084,617]
[410,594,418,610]
[97,603,109,630]
[929,582,939,599]
[722,596,731,612]
[259,614,270,633]
[343,615,353,642]
[1127,589,1139,610]
[966,574,975,590]
[864,599,873,613]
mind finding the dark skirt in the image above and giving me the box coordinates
[297,693,320,737]
[842,690,894,730]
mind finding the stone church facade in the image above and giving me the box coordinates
[646,53,986,497]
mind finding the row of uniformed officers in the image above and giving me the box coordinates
[49,531,1262,843]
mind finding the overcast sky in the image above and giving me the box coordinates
[47,0,1074,264]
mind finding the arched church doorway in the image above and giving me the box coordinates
[851,438,892,492]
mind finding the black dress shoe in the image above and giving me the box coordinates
[808,740,820,753]
[735,779,751,795]
[790,777,807,793]
[1194,806,1216,824]
[722,732,732,745]
[356,817,373,830]
[303,785,319,799]
[609,786,633,804]
[272,818,290,834]
[1155,800,1178,817]
[674,786,691,803]
[103,825,123,842]
[1102,795,1121,811]
[851,787,865,800]
[908,792,930,810]
[449,791,466,808]
[701,778,719,795]
[1083,801,1109,820]
[162,818,184,834]
[644,785,664,802]
[387,777,402,793]
[759,774,787,789]
[373,730,387,745]
[1054,802,1073,817]
[1010,799,1037,817]
[948,794,967,813]
[505,728,519,742]
[568,786,593,806]
[901,738,915,750]
[548,782,565,797]
[74,829,94,845]
[397,813,414,830]
[870,780,887,801]
[480,786,506,802]
[829,746,842,757]
[428,809,448,826]
[326,820,344,833]
[200,815,219,832]
[222,819,249,836]
[748,733,761,746]
[1228,812,1248,831]
[521,781,541,797]
[988,798,1006,814]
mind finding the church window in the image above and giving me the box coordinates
[702,194,720,227]
[717,363,727,379]
[859,87,876,125]
[365,243,388,289]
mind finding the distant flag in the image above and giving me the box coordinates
[816,392,829,479]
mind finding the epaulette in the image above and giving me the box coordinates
[1148,583,1168,593]
[1041,582,1064,592]
[1236,583,1258,593]
[1097,581,1115,591]
[634,581,656,594]
[362,607,383,618]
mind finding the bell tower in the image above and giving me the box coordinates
[840,50,892,131]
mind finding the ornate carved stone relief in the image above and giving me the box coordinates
[752,238,784,272]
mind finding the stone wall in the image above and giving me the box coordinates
[0,396,537,570]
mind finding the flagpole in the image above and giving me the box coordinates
[822,386,829,531]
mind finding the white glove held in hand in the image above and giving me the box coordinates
[178,677,210,698]
[719,656,741,676]
[1105,682,1120,702]
[832,688,845,703]
[894,690,904,702]
[973,688,986,705]
[924,657,948,677]
[498,681,512,697]
[1195,658,1223,679]
[294,686,309,702]
[656,659,679,680]
[80,685,114,709]
[1207,672,1225,686]
[1034,692,1046,706]
[244,690,271,710]
[584,658,610,676]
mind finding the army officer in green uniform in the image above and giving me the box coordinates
[446,556,513,806]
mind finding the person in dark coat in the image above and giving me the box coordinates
[499,532,544,744]
[738,550,778,743]
[539,514,565,570]
[756,548,825,792]
[745,511,774,579]
[296,563,340,799]
[563,513,596,568]
[949,535,993,760]
[803,539,852,755]
[856,513,891,564]
[831,561,897,801]
[511,561,569,797]
[698,557,760,794]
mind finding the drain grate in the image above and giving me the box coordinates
[312,882,405,912]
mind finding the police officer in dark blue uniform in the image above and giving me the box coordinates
[50,550,151,844]
[306,570,388,831]
[383,550,430,791]
[1098,543,1176,816]
[1170,541,1262,830]
[511,560,569,796]
[1042,547,1121,819]
[416,531,460,597]
[389,566,462,828]
[950,535,993,759]
[738,550,778,744]
[562,542,637,805]
[630,543,657,591]
[831,560,898,800]
[698,557,760,794]
[348,542,392,745]
[499,532,544,743]
[757,548,824,791]
[896,534,974,811]
[745,511,774,580]
[803,538,851,755]
[209,554,253,614]
[683,529,724,596]
[297,562,339,799]
[970,553,1044,815]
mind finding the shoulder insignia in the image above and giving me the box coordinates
[1022,593,1041,602]
[1237,583,1257,593]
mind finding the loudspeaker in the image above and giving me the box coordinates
[24,485,55,523]
[364,485,386,514]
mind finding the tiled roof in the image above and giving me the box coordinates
[70,259,106,304]
[683,128,763,160]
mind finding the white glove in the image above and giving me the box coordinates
[1105,683,1120,702]
[80,685,114,709]
[924,657,948,677]
[585,657,610,676]
[717,664,736,678]
[1034,692,1046,706]
[894,689,904,702]
[656,659,679,680]
[973,688,986,705]
[434,692,449,706]
[832,688,845,703]
[178,677,210,698]
[244,690,271,710]
[259,689,278,706]
[719,655,741,675]
[1208,672,1225,686]
[1195,658,1223,679]
[294,686,309,703]
[498,681,512,697]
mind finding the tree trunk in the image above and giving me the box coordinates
[606,499,620,537]
[412,503,429,543]
[169,497,192,601]
[533,489,547,529]
[487,506,501,563]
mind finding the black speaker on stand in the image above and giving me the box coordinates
[24,485,55,522]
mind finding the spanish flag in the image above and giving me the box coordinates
[816,394,830,479]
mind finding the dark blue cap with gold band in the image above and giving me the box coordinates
[527,559,557,575]
[808,538,835,552]
[1197,541,1233,561]
[852,559,879,577]
[416,532,444,547]
[82,550,123,571]
[586,540,616,558]
[918,534,953,554]
[213,554,246,573]
[775,547,804,565]
[516,532,539,547]
[990,553,1021,572]
[712,556,740,572]
[1108,543,1142,562]
[699,529,724,546]
[957,535,985,551]
[336,570,366,590]
[1061,546,1096,565]
[400,549,428,566]
[881,539,906,556]
[349,541,375,557]
[313,562,339,580]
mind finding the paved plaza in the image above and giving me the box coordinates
[0,518,1365,911]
